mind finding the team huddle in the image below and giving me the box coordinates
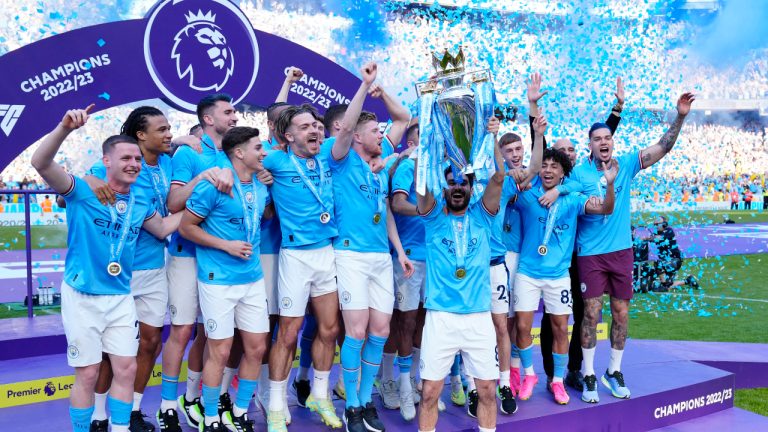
[31,63,694,432]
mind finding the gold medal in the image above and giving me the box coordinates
[107,262,122,276]
[455,268,466,279]
[538,245,548,256]
[373,213,381,224]
[320,212,331,224]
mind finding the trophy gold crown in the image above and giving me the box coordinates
[432,47,465,76]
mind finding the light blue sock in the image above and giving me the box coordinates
[397,354,413,375]
[300,315,317,370]
[161,373,179,402]
[519,345,534,370]
[69,406,94,432]
[107,396,131,427]
[235,378,258,411]
[341,336,364,408]
[450,353,461,376]
[553,353,569,380]
[202,384,221,418]
[359,334,387,405]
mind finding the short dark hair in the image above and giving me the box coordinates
[267,102,290,123]
[323,104,348,132]
[406,123,419,142]
[222,127,260,157]
[498,132,522,148]
[356,111,378,129]
[443,166,475,187]
[189,124,202,135]
[276,104,319,141]
[120,106,164,139]
[543,147,573,177]
[196,93,233,125]
[588,122,611,139]
[102,135,139,155]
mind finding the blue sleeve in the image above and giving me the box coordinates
[171,146,198,185]
[473,200,496,229]
[624,151,642,178]
[391,160,414,195]
[421,198,443,223]
[87,160,107,180]
[62,176,90,203]
[381,135,395,158]
[557,177,583,195]
[262,149,281,171]
[503,176,521,200]
[328,148,350,172]
[575,194,589,216]
[186,181,216,219]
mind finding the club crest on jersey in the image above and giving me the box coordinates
[581,282,587,293]
[245,191,254,203]
[115,200,128,214]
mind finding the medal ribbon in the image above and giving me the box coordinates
[233,178,262,245]
[541,200,560,249]
[363,161,385,218]
[108,193,136,268]
[451,214,469,271]
[289,153,330,214]
[142,161,169,216]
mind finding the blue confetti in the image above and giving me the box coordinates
[97,38,106,47]
[98,92,111,100]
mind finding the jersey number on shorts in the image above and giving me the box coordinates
[560,290,572,307]
[496,284,508,302]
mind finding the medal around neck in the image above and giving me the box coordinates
[455,267,467,279]
[320,212,331,224]
[107,262,122,276]
[538,245,548,256]
[373,212,381,224]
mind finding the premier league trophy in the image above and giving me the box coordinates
[414,47,497,196]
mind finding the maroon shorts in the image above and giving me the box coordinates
[577,248,634,300]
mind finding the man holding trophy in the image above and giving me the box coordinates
[412,48,540,432]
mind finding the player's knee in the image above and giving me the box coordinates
[318,321,340,342]
[75,364,101,386]
[209,341,233,363]
[475,380,495,401]
[111,358,137,382]
[170,324,194,344]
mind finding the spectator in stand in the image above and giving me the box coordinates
[631,226,651,293]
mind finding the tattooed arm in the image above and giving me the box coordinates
[639,93,695,169]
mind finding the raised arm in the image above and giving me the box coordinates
[31,105,95,194]
[527,73,548,148]
[276,67,303,103]
[605,77,624,133]
[332,62,377,161]
[514,115,547,189]
[481,122,503,214]
[413,154,435,215]
[368,83,410,147]
[585,161,617,215]
[639,93,695,169]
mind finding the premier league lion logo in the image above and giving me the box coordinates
[44,381,56,397]
[171,10,234,92]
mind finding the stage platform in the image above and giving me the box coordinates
[1,337,767,431]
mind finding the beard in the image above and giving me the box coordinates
[445,190,470,212]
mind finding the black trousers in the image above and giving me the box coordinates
[540,262,583,377]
